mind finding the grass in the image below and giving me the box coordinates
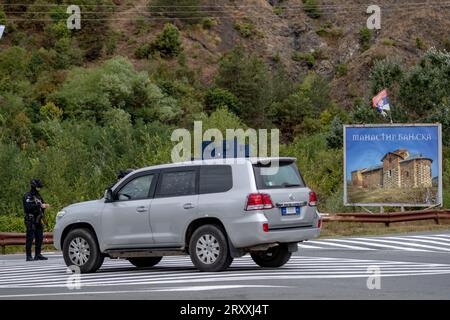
[1,244,55,255]
[347,185,439,204]
[320,219,450,238]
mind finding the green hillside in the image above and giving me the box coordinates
[1,1,450,231]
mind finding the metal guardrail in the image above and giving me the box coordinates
[0,232,53,255]
[321,209,450,227]
[0,210,449,254]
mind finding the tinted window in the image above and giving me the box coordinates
[253,161,305,189]
[117,175,154,201]
[200,165,233,194]
[156,170,196,197]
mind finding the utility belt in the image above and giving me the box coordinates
[24,213,43,226]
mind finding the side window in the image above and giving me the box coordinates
[200,165,233,194]
[117,175,154,201]
[156,170,197,197]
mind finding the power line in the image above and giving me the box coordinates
[5,7,449,22]
[4,5,450,15]
[3,1,450,8]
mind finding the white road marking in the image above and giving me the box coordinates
[350,237,450,252]
[320,238,427,251]
[306,240,375,250]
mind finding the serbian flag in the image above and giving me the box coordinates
[372,89,390,117]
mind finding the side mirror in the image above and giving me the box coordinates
[105,188,114,203]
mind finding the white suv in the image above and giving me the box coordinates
[53,157,321,272]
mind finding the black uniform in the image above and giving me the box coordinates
[23,187,45,260]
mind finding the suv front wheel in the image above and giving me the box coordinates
[189,224,233,272]
[250,244,292,268]
[62,228,104,273]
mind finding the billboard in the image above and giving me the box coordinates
[344,124,442,207]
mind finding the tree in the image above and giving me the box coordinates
[51,56,181,122]
[204,88,239,114]
[151,23,183,58]
[215,47,273,127]
[325,116,343,149]
[370,57,403,95]
[399,48,450,118]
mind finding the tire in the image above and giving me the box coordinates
[250,244,292,268]
[62,228,104,273]
[128,257,162,268]
[189,224,233,272]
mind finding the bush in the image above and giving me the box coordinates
[381,38,396,46]
[151,23,183,58]
[148,0,201,23]
[134,43,152,59]
[303,0,321,19]
[369,57,403,95]
[335,63,348,77]
[292,52,315,68]
[416,37,426,50]
[204,88,239,114]
[0,7,7,25]
[200,18,217,30]
[51,56,181,122]
[359,27,372,51]
[316,23,343,39]
[234,18,256,38]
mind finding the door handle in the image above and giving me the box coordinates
[183,203,195,210]
[136,206,148,213]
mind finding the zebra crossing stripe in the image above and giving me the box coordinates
[1,256,450,289]
[408,235,450,242]
[306,240,375,250]
[350,237,450,252]
[370,236,450,251]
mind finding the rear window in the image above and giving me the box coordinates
[200,165,233,194]
[253,161,305,189]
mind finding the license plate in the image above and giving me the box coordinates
[281,207,300,216]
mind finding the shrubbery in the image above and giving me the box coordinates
[303,0,321,19]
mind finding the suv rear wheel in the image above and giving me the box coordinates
[189,224,233,272]
[63,228,104,273]
[250,244,292,268]
[128,257,163,268]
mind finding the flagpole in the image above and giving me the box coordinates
[389,110,393,124]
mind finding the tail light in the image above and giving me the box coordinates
[245,193,274,211]
[309,191,317,206]
[317,219,322,229]
[263,223,269,232]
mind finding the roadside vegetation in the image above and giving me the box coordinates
[1,2,450,235]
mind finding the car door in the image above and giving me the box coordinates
[102,172,157,248]
[150,167,199,246]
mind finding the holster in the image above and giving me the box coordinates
[24,214,36,230]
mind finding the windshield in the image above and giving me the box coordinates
[253,161,305,189]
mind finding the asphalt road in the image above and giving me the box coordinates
[0,230,449,300]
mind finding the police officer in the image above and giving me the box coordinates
[23,179,50,261]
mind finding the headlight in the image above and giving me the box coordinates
[56,210,67,220]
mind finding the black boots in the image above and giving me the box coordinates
[34,254,48,260]
[26,255,33,262]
